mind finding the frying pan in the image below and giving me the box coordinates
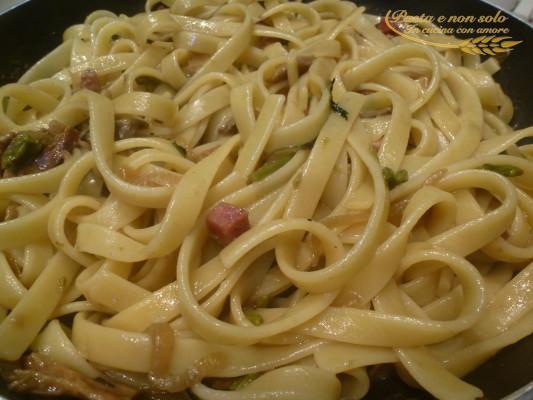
[0,0,531,399]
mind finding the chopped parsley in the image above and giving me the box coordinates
[481,163,523,177]
[1,132,47,173]
[383,167,408,189]
[268,143,310,159]
[329,79,348,120]
[249,153,294,183]
[245,310,264,326]
[330,101,348,120]
[172,143,187,157]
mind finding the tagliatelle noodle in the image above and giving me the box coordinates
[0,1,532,399]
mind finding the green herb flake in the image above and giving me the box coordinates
[395,169,408,184]
[111,34,120,41]
[481,163,523,177]
[1,132,46,172]
[172,143,187,157]
[263,142,311,167]
[249,153,294,183]
[330,100,348,120]
[329,78,348,120]
[245,310,264,326]
[146,38,154,44]
[382,167,395,184]
[383,167,408,189]
[229,373,260,391]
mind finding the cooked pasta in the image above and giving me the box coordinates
[0,0,532,399]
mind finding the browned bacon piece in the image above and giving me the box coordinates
[206,202,251,245]
[5,353,136,400]
[35,126,79,171]
[80,69,101,92]
[378,18,404,36]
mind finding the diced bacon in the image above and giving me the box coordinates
[5,353,136,400]
[35,126,79,171]
[81,69,101,92]
[217,116,235,136]
[296,55,314,74]
[371,138,382,151]
[206,202,250,245]
[0,122,83,177]
[388,198,409,226]
[115,118,148,140]
[151,1,167,11]
[378,18,404,36]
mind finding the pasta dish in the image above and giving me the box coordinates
[0,0,532,399]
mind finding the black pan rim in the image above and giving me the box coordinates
[0,0,531,399]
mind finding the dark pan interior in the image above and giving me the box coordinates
[0,0,531,399]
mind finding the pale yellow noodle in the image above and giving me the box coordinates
[0,1,532,400]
